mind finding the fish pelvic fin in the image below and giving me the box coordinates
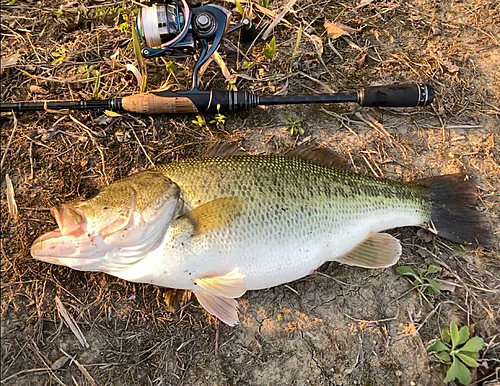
[193,290,240,326]
[412,173,493,248]
[193,268,247,326]
[184,197,246,236]
[336,232,402,268]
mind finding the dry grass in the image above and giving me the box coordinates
[1,0,499,385]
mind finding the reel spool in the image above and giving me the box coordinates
[136,0,190,49]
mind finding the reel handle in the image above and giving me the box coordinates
[358,84,434,107]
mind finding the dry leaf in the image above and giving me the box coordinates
[1,53,20,69]
[212,51,238,91]
[5,174,19,221]
[324,21,357,40]
[29,85,49,95]
[309,35,324,58]
[104,110,122,117]
[126,63,143,88]
[51,356,70,370]
[262,0,298,40]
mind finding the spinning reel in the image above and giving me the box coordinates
[0,0,435,115]
[135,0,253,90]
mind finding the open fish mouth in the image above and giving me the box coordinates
[30,170,181,272]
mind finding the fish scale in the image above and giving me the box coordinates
[117,156,430,290]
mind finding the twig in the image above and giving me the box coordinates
[0,112,17,169]
[55,296,90,349]
[60,349,97,386]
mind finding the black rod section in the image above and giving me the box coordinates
[0,100,114,112]
[259,93,358,106]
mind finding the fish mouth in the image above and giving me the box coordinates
[31,196,179,272]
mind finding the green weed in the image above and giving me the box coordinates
[427,321,484,385]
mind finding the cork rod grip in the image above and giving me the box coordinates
[121,93,199,114]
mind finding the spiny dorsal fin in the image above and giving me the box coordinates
[336,232,402,268]
[204,141,248,157]
[184,197,246,236]
[285,145,350,170]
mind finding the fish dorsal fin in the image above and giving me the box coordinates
[184,197,246,236]
[193,268,247,326]
[285,145,350,170]
[337,232,402,268]
[204,141,248,157]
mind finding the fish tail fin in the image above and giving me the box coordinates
[413,173,493,247]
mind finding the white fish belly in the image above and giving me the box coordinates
[119,208,424,291]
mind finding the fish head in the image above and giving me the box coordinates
[31,170,180,272]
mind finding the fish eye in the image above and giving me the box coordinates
[83,189,100,200]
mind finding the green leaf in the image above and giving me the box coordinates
[442,328,451,344]
[435,351,451,362]
[450,321,459,348]
[92,70,101,100]
[445,357,459,383]
[165,60,177,75]
[426,264,441,275]
[131,16,145,75]
[427,340,448,353]
[264,37,276,60]
[457,326,470,346]
[425,278,441,295]
[457,353,479,368]
[455,357,472,385]
[396,265,421,280]
[459,351,478,359]
[241,61,254,70]
[459,337,484,353]
[235,0,246,18]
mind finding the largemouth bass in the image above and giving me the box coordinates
[31,148,493,325]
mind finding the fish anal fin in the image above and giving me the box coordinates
[185,197,246,236]
[193,290,240,326]
[285,145,350,170]
[194,268,247,298]
[337,232,402,268]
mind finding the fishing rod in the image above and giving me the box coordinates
[0,0,435,115]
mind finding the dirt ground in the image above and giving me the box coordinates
[1,0,499,385]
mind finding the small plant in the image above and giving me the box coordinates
[209,104,226,126]
[78,64,98,79]
[396,264,441,295]
[261,0,270,8]
[263,37,276,60]
[285,115,304,136]
[51,47,67,65]
[192,115,206,127]
[427,321,483,385]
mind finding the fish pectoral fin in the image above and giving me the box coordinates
[336,232,402,268]
[194,268,247,298]
[193,290,240,326]
[184,197,246,236]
